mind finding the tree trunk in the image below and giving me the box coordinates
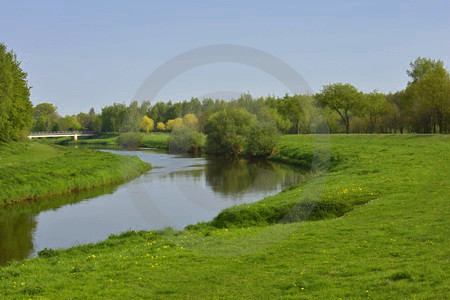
[345,116,350,134]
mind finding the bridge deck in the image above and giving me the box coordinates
[28,131,95,138]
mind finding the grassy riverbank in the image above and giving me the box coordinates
[0,135,448,298]
[0,142,151,205]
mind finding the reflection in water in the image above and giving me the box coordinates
[166,157,305,197]
[205,158,303,195]
[0,149,305,265]
[0,186,117,265]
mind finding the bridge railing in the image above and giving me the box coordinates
[29,131,96,135]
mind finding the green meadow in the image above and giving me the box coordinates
[0,141,150,205]
[0,134,448,298]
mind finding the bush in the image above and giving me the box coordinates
[118,132,143,147]
[168,126,205,153]
[204,108,279,158]
[246,123,280,157]
[204,108,256,157]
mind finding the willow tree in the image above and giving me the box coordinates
[0,43,33,141]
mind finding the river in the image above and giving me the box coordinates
[0,148,304,265]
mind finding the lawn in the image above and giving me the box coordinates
[0,135,448,298]
[0,141,151,205]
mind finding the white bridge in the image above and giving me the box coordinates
[28,131,95,140]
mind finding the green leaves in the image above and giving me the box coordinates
[316,83,365,133]
[0,43,33,141]
[204,108,278,157]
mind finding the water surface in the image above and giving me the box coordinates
[0,149,304,265]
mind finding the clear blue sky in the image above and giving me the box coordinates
[1,0,449,115]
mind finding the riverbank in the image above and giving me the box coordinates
[0,135,448,298]
[0,142,151,206]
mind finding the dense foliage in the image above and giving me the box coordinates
[204,108,257,156]
[0,43,33,141]
[168,127,205,153]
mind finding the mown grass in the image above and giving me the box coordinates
[0,135,448,298]
[0,141,151,205]
[42,133,170,149]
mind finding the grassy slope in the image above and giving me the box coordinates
[0,141,151,205]
[0,135,449,298]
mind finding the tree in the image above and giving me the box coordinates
[204,108,256,156]
[280,94,307,134]
[168,126,205,153]
[58,115,81,131]
[182,113,198,128]
[407,57,445,85]
[385,91,410,133]
[0,43,33,141]
[408,67,449,133]
[101,103,127,132]
[32,103,59,131]
[140,116,154,133]
[122,100,142,132]
[165,119,175,131]
[88,107,96,115]
[156,122,165,131]
[404,57,449,133]
[166,101,183,120]
[246,123,280,157]
[316,83,364,134]
[150,102,168,123]
[363,91,390,133]
[258,107,291,133]
[172,117,183,130]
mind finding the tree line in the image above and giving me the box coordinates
[30,57,449,136]
[1,40,448,143]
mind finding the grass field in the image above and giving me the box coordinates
[0,141,151,205]
[0,135,448,298]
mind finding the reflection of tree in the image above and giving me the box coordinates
[164,157,306,197]
[0,211,35,265]
[0,185,117,265]
[204,157,305,196]
[205,158,259,195]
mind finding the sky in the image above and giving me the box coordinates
[1,0,449,115]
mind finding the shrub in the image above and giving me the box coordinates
[168,126,205,153]
[246,123,280,157]
[118,132,143,147]
[156,122,166,131]
[139,116,154,132]
[182,113,198,128]
[204,108,279,158]
[204,108,256,157]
